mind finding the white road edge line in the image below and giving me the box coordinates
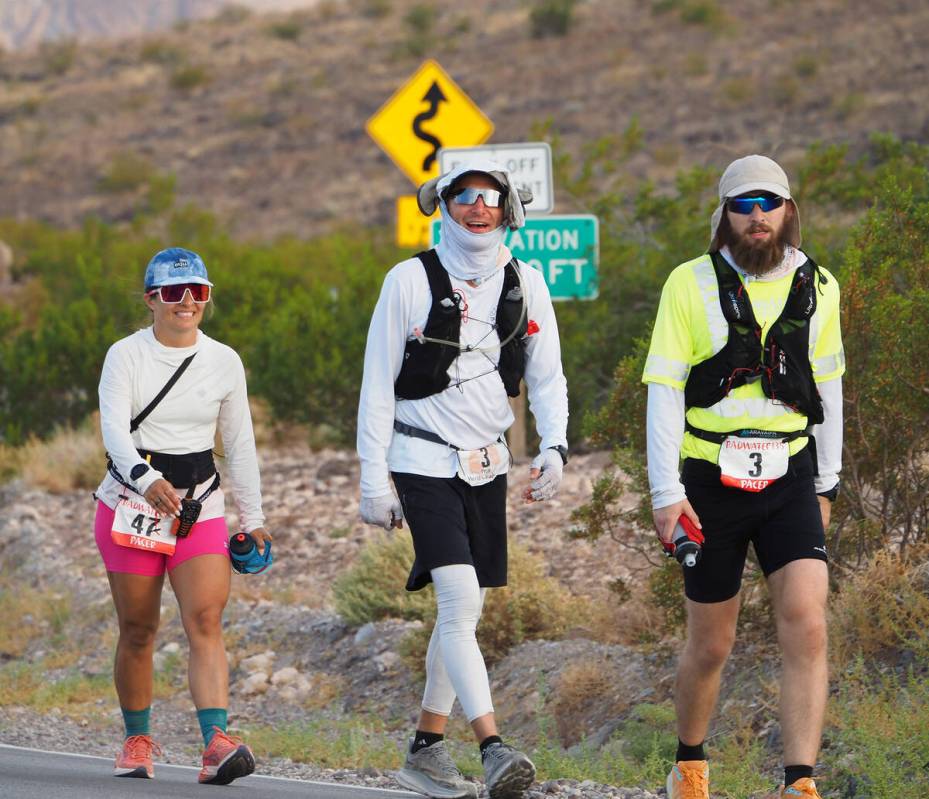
[0,743,418,795]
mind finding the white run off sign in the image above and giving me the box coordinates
[431,214,599,301]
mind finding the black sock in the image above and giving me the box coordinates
[676,739,706,762]
[479,735,503,755]
[784,765,813,787]
[411,730,444,753]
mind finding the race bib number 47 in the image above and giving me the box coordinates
[717,437,789,492]
[111,496,176,555]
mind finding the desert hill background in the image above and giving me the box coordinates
[0,2,928,798]
[0,0,925,238]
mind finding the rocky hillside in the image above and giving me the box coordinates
[0,0,925,238]
[0,0,323,50]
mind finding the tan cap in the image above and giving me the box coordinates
[709,154,801,249]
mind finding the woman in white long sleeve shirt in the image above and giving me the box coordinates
[94,248,268,785]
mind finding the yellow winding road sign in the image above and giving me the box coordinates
[367,60,494,187]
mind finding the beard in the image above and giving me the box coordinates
[725,221,790,276]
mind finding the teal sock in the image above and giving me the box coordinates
[197,708,228,746]
[121,707,151,738]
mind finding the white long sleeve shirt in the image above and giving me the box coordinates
[357,247,569,498]
[96,327,265,532]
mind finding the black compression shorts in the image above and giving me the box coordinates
[680,446,827,603]
[391,471,508,592]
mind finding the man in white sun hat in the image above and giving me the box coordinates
[356,159,569,798]
[642,155,844,799]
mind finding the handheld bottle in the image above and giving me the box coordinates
[229,532,273,574]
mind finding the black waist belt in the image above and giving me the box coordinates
[137,448,216,488]
[685,423,811,445]
[393,421,457,450]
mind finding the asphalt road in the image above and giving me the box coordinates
[0,744,421,799]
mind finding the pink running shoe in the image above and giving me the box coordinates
[197,727,256,785]
[114,734,160,779]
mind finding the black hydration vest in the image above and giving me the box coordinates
[393,249,528,401]
[684,251,825,424]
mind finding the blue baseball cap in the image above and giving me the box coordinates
[144,247,213,290]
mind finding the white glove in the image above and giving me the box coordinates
[359,492,403,530]
[528,449,564,501]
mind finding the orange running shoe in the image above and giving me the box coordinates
[666,759,709,799]
[781,777,822,798]
[114,734,160,778]
[197,727,256,785]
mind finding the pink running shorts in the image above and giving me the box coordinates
[94,501,230,576]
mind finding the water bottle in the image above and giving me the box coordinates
[229,532,273,574]
[671,516,704,568]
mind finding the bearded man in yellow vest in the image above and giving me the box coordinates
[643,155,843,799]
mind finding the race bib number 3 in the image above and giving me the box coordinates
[456,441,509,487]
[111,497,176,555]
[718,437,789,492]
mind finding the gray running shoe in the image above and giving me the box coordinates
[395,739,478,799]
[482,742,536,799]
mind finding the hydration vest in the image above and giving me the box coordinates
[394,249,528,401]
[684,251,825,425]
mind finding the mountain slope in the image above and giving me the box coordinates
[0,0,925,239]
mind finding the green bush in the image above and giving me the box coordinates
[169,63,211,91]
[332,533,434,625]
[40,38,77,76]
[334,533,588,667]
[268,20,302,41]
[529,0,578,38]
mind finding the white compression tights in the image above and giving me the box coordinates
[421,564,493,722]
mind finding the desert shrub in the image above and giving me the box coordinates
[98,152,155,193]
[40,38,77,76]
[331,533,434,625]
[354,0,391,18]
[0,578,71,658]
[829,547,929,668]
[18,415,105,493]
[268,19,302,41]
[529,0,578,38]
[401,543,589,668]
[403,4,435,56]
[830,665,929,799]
[335,533,587,666]
[170,63,211,91]
[139,40,182,65]
[550,659,617,743]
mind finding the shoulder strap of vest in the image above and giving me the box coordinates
[709,251,757,326]
[501,258,522,300]
[415,249,454,309]
[782,259,818,320]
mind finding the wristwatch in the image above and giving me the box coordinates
[130,463,151,482]
[549,445,569,465]
[817,481,840,502]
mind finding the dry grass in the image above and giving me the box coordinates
[550,659,617,744]
[18,414,105,493]
[829,545,929,667]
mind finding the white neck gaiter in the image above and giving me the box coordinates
[435,199,506,283]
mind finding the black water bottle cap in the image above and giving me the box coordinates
[229,532,255,556]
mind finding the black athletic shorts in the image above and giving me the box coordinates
[391,471,508,592]
[680,446,827,604]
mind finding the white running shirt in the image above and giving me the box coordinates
[357,248,569,498]
[96,327,265,533]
